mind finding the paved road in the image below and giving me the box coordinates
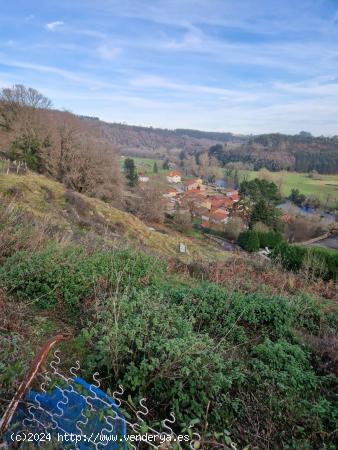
[308,235,338,251]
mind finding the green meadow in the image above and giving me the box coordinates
[119,157,338,207]
[240,170,338,207]
[120,156,166,174]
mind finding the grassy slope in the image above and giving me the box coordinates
[0,172,227,262]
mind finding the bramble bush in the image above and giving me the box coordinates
[82,277,337,449]
[1,244,337,448]
[0,245,164,311]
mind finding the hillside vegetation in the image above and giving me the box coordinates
[210,134,338,174]
[0,85,337,450]
[240,170,338,207]
[0,171,225,262]
[1,219,337,449]
[81,117,338,175]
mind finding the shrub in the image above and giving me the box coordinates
[257,230,284,249]
[83,280,337,449]
[252,221,269,233]
[0,245,164,311]
[1,242,337,448]
[85,288,234,427]
[173,211,192,233]
[223,217,245,241]
[273,241,307,271]
[273,242,338,280]
[237,230,260,252]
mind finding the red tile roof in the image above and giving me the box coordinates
[167,171,181,177]
[211,211,228,220]
[210,197,233,208]
[184,188,204,195]
[183,179,198,185]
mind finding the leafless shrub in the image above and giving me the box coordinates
[133,182,165,223]
[0,200,67,260]
[224,217,245,241]
[0,84,51,131]
[173,211,192,232]
[285,214,326,242]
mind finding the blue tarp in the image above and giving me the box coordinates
[5,377,128,449]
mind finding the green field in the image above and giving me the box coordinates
[240,170,338,207]
[120,156,166,174]
[119,157,338,207]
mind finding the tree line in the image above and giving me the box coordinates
[0,84,123,204]
[209,133,338,174]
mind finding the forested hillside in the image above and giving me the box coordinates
[82,117,338,174]
[80,116,245,158]
[213,134,338,174]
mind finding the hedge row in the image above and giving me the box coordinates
[238,230,284,252]
[273,242,338,280]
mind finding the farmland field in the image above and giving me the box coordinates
[239,170,338,207]
[120,156,166,174]
[119,157,338,207]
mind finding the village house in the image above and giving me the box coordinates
[183,178,205,191]
[200,198,212,210]
[202,209,229,227]
[225,189,239,201]
[166,171,182,183]
[211,210,229,224]
[138,171,150,182]
[163,197,177,214]
[209,195,234,210]
[163,188,177,198]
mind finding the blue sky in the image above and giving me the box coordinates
[1,0,338,134]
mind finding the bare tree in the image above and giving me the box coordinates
[0,84,51,131]
[134,182,165,223]
[173,211,192,232]
[0,84,122,204]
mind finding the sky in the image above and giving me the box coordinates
[1,0,338,135]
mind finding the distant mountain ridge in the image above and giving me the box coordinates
[79,116,338,173]
[79,116,248,158]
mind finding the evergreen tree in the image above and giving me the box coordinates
[153,162,158,173]
[124,158,138,187]
[238,230,260,252]
[162,159,170,170]
[250,199,283,232]
[239,178,281,205]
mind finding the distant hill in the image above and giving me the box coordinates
[215,133,338,174]
[80,116,338,174]
[79,116,248,158]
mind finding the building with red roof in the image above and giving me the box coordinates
[167,171,182,183]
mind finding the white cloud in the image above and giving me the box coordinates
[130,74,261,101]
[45,21,64,31]
[97,44,121,60]
[0,57,119,90]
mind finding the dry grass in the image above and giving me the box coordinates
[0,201,69,260]
[0,172,227,263]
[168,255,338,303]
